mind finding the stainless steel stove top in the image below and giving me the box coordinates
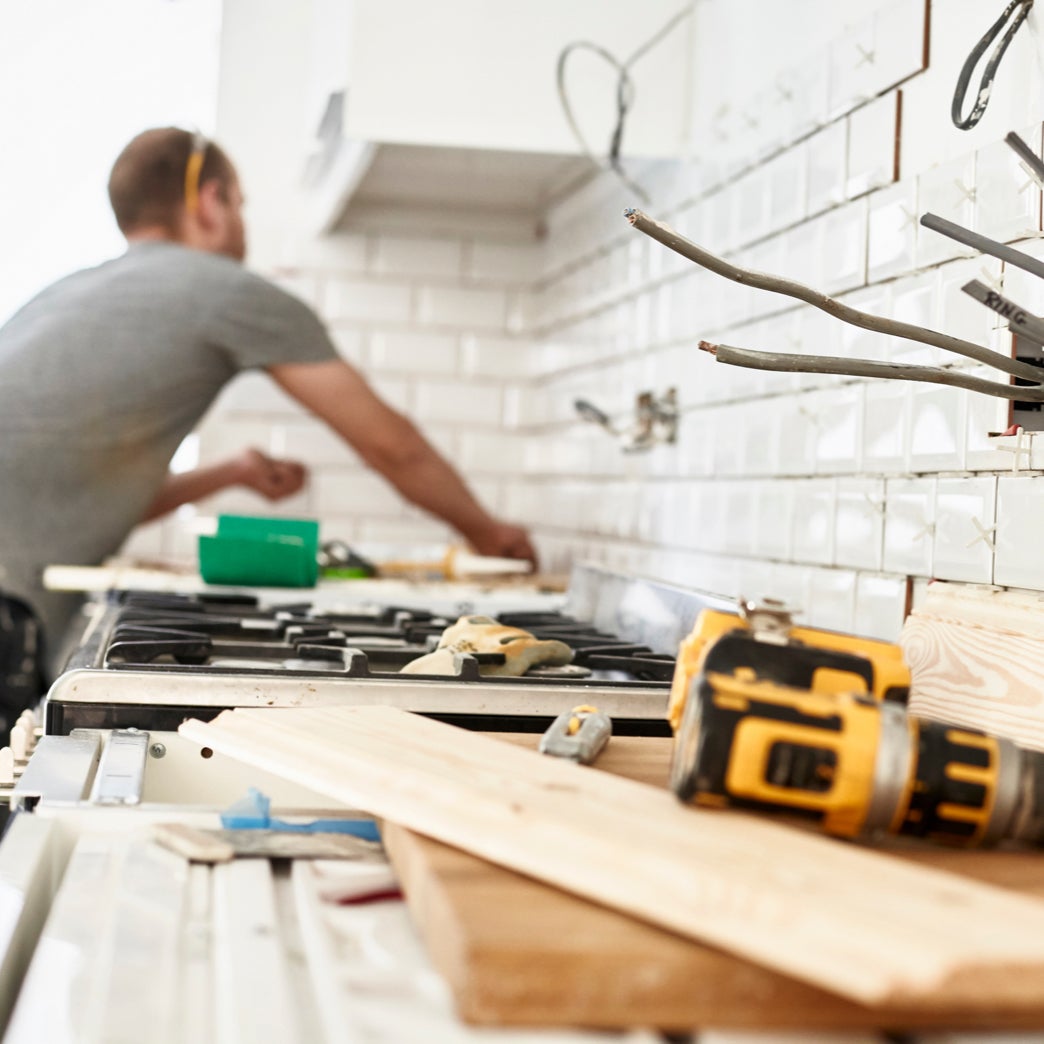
[45,565,732,736]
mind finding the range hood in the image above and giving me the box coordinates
[302,94,597,239]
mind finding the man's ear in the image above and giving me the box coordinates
[194,179,225,229]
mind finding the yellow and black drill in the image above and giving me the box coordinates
[668,602,1044,847]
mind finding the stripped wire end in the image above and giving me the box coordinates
[698,341,719,355]
[624,208,639,223]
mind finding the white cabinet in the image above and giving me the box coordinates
[342,0,690,157]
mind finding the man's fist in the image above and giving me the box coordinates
[235,448,307,502]
[469,521,538,568]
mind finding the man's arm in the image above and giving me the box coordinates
[142,448,307,521]
[267,358,536,563]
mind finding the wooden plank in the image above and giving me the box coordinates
[180,706,1044,1010]
[901,581,1044,751]
[385,736,1044,1030]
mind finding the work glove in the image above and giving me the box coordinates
[400,614,573,677]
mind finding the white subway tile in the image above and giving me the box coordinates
[370,330,458,375]
[916,154,977,268]
[873,0,928,92]
[372,235,462,279]
[413,380,502,426]
[313,470,404,516]
[325,278,413,323]
[866,179,918,282]
[791,478,836,565]
[732,167,769,246]
[805,567,857,633]
[281,234,368,272]
[753,480,794,559]
[883,477,935,576]
[846,93,899,199]
[906,383,966,473]
[785,51,831,139]
[805,121,848,216]
[966,373,1019,471]
[834,477,885,570]
[932,475,997,584]
[821,198,868,295]
[995,474,1044,589]
[975,128,1042,243]
[719,482,757,557]
[853,573,908,642]
[828,16,877,118]
[763,146,807,233]
[416,285,508,329]
[812,385,863,474]
[862,382,908,474]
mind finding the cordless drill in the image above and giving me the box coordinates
[670,670,1044,847]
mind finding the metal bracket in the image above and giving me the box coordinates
[575,387,679,453]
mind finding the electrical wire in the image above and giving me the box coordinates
[921,211,1044,283]
[556,6,693,204]
[699,342,1044,402]
[624,207,1044,383]
[951,0,1034,130]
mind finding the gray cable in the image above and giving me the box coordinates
[1005,131,1044,190]
[921,211,1044,283]
[557,6,692,205]
[700,341,1044,401]
[624,207,1044,383]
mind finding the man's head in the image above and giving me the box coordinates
[108,127,246,261]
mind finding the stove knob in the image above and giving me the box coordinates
[0,748,13,787]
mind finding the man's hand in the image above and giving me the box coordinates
[468,521,539,568]
[233,448,307,502]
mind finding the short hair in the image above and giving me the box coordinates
[107,127,235,235]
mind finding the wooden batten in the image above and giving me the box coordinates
[180,705,1044,1010]
[901,580,1044,751]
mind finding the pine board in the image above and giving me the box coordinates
[382,736,1044,1030]
[901,581,1044,751]
[180,706,1044,1012]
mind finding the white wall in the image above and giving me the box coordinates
[130,0,1044,645]
[0,0,221,324]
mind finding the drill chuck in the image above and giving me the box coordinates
[671,671,1044,848]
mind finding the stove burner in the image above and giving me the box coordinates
[99,594,674,687]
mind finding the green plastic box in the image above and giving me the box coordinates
[198,515,320,587]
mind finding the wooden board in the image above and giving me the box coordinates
[901,580,1044,751]
[383,737,1044,1030]
[180,706,1044,1011]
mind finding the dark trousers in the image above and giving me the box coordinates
[0,595,45,734]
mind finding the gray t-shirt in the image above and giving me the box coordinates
[0,241,338,650]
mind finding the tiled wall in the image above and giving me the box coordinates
[126,0,1044,642]
[121,230,540,562]
[512,0,1044,641]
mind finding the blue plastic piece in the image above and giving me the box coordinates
[220,787,381,842]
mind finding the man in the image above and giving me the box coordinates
[0,127,536,717]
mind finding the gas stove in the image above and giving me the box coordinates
[45,565,732,737]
